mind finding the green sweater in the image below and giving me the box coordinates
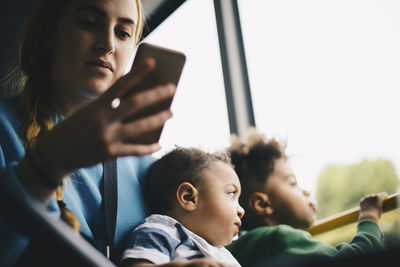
[227,220,383,267]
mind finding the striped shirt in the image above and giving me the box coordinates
[122,214,240,266]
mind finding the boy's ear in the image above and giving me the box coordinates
[248,192,274,216]
[176,182,198,212]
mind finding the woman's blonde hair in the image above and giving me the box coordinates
[15,0,145,232]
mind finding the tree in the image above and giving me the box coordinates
[315,158,399,219]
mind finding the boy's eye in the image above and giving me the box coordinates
[288,177,297,186]
[228,191,237,198]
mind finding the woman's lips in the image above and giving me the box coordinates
[85,59,113,74]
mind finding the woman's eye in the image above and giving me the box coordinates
[79,20,97,29]
[116,29,131,40]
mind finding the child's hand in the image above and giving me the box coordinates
[358,192,388,223]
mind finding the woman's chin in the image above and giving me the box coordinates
[84,82,111,98]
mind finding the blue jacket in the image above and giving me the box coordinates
[0,96,153,265]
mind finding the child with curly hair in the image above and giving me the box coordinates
[226,127,387,266]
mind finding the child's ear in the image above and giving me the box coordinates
[176,182,198,212]
[248,192,274,216]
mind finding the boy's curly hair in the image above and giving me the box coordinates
[228,127,287,230]
[143,147,232,215]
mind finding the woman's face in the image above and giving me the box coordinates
[51,0,138,108]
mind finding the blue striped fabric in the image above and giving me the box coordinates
[122,214,240,266]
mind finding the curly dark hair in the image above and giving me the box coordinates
[227,127,287,230]
[143,147,232,215]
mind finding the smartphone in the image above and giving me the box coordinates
[129,42,186,144]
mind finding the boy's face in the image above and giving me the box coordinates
[265,158,317,229]
[193,161,245,246]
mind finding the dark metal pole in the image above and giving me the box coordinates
[213,0,255,139]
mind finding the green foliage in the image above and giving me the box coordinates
[316,158,399,219]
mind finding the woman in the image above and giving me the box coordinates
[0,0,175,265]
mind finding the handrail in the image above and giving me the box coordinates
[306,193,399,236]
[0,171,116,267]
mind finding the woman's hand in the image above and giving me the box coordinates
[35,59,175,182]
[358,192,388,223]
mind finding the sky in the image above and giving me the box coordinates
[142,0,400,199]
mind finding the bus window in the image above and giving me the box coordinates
[144,0,231,156]
[238,0,400,245]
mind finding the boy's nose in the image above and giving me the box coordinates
[237,204,245,219]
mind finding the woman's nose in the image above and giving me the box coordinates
[96,29,115,54]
